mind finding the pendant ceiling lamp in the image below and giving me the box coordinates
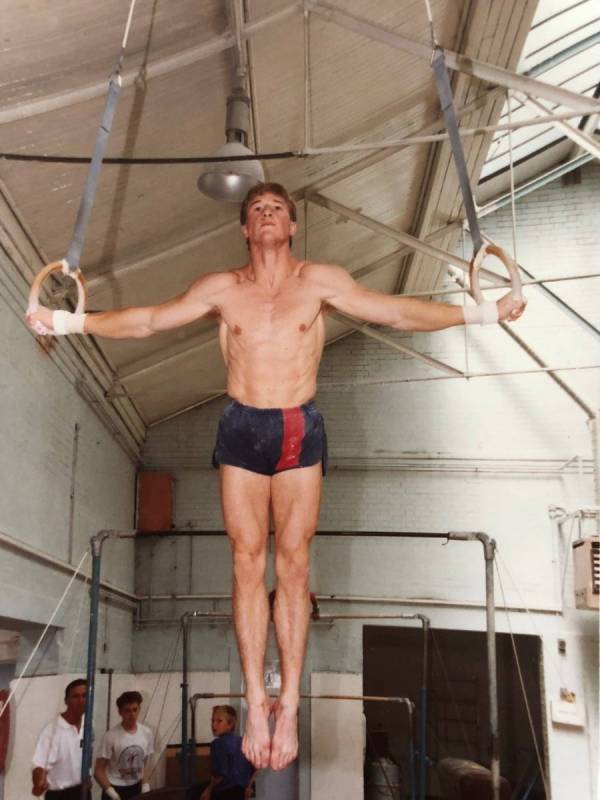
[198,87,265,203]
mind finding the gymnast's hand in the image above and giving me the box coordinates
[26,304,54,336]
[496,291,527,323]
[26,305,87,336]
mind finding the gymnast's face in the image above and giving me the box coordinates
[211,710,234,737]
[119,702,141,729]
[65,683,87,718]
[241,192,297,247]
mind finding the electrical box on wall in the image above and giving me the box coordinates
[136,472,173,531]
[572,536,599,610]
[551,689,585,728]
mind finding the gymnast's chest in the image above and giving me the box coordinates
[223,287,321,342]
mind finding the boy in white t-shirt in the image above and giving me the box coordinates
[94,691,154,800]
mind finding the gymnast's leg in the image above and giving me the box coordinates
[269,463,322,770]
[220,464,272,769]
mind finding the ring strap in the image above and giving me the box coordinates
[431,47,483,256]
[64,77,122,273]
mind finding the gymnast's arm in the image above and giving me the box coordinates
[306,262,525,329]
[26,271,236,338]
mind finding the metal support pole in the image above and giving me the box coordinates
[181,612,191,788]
[417,614,429,800]
[81,532,108,798]
[100,667,114,731]
[591,413,600,536]
[406,698,417,800]
[479,534,500,800]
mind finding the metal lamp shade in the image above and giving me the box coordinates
[197,140,265,203]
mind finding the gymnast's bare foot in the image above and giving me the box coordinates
[242,700,272,769]
[270,699,298,771]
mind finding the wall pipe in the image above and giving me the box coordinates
[0,528,137,604]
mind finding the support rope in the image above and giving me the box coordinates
[0,550,89,719]
[494,558,550,798]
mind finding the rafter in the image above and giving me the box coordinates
[330,311,464,377]
[0,3,300,125]
[308,1,600,114]
[307,192,508,284]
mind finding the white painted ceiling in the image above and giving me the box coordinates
[1,0,597,436]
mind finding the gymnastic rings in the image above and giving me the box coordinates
[470,242,523,305]
[27,259,87,317]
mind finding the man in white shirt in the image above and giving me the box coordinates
[94,691,153,799]
[31,679,90,800]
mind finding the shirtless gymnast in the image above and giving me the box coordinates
[26,182,525,772]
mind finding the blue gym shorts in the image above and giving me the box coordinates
[212,397,328,477]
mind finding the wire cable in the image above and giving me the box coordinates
[494,557,550,798]
[0,550,89,719]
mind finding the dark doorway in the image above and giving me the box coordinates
[363,626,546,799]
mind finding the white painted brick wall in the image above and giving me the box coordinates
[0,249,137,673]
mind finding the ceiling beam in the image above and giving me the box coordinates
[451,271,595,419]
[307,192,508,283]
[518,94,600,161]
[86,86,502,297]
[330,311,464,377]
[0,3,301,125]
[308,1,600,114]
[110,217,472,386]
[117,326,220,382]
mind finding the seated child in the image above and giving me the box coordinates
[200,705,255,800]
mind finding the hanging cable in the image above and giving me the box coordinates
[141,625,181,722]
[494,558,550,798]
[506,91,519,263]
[494,551,568,688]
[429,628,477,761]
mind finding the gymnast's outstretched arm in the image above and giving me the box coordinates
[26,271,237,339]
[304,262,525,330]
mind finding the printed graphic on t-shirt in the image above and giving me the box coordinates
[117,745,145,780]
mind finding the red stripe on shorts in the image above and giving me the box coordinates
[276,407,305,471]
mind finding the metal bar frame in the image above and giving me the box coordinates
[330,311,465,377]
[191,690,417,800]
[174,531,499,800]
[480,233,600,341]
[518,93,600,161]
[182,608,431,799]
[308,1,600,114]
[81,530,137,798]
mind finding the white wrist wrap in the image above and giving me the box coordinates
[463,300,498,326]
[52,310,87,335]
[141,783,151,793]
[106,787,120,800]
